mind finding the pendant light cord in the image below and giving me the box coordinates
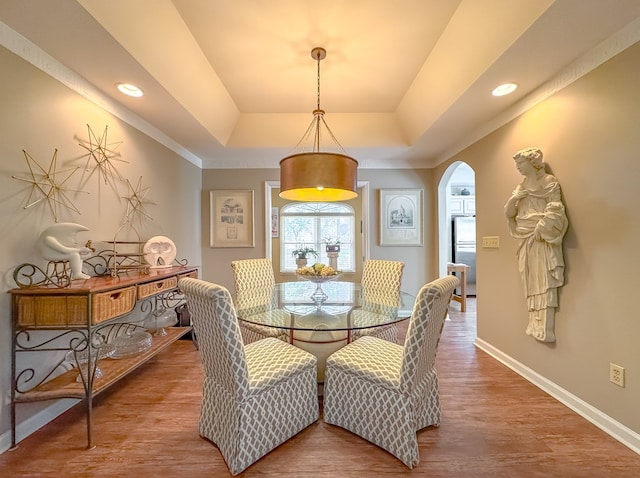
[314,49,322,152]
[290,47,347,155]
[316,49,321,112]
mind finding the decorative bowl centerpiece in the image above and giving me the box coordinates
[296,263,340,305]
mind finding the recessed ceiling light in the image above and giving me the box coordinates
[116,83,144,97]
[492,83,518,97]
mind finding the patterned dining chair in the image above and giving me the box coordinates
[351,259,405,343]
[178,277,319,476]
[231,258,288,344]
[323,275,459,469]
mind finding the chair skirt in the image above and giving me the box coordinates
[200,338,319,475]
[351,323,398,343]
[323,336,441,469]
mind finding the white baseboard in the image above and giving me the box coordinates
[0,399,78,454]
[474,338,640,455]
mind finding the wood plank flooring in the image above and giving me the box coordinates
[2,298,639,477]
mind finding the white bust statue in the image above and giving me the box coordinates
[504,147,568,342]
[37,223,93,280]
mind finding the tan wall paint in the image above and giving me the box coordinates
[201,169,279,290]
[4,25,638,451]
[433,42,640,434]
[201,168,435,297]
[0,46,202,444]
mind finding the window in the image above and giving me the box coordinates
[280,202,355,272]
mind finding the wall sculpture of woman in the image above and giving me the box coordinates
[504,147,568,342]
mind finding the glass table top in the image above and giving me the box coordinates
[234,281,415,333]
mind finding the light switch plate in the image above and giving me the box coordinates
[482,236,499,248]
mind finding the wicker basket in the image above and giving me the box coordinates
[91,286,137,324]
[16,295,89,327]
[178,270,198,281]
[137,276,178,299]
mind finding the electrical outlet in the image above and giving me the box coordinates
[482,236,500,248]
[609,363,625,387]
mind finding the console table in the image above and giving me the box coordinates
[9,265,198,449]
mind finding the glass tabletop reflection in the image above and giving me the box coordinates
[234,280,415,336]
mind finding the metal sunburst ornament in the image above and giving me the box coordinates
[78,124,126,193]
[122,176,156,224]
[11,149,86,222]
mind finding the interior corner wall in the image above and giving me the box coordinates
[434,41,640,436]
[0,45,202,450]
[201,168,434,297]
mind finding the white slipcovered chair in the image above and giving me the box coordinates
[231,258,288,344]
[323,275,459,468]
[351,259,405,343]
[178,277,319,476]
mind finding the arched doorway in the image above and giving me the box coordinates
[437,162,476,296]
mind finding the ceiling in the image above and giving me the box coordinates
[2,0,640,169]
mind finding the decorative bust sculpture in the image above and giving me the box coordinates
[37,222,93,280]
[504,147,568,342]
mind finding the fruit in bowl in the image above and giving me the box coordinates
[296,263,340,277]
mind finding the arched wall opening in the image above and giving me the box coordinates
[437,162,476,295]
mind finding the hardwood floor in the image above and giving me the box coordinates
[2,298,639,477]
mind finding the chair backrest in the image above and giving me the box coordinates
[399,275,459,394]
[360,260,404,315]
[361,259,404,291]
[231,258,275,291]
[178,277,249,400]
[231,258,277,315]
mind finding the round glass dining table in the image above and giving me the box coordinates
[234,280,416,381]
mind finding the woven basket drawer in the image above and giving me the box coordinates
[137,276,178,299]
[91,286,136,324]
[178,270,198,281]
[16,295,88,327]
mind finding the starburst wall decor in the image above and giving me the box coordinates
[123,176,156,225]
[77,124,126,194]
[11,149,87,222]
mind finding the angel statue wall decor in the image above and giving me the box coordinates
[504,147,568,342]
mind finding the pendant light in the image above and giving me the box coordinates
[279,47,358,202]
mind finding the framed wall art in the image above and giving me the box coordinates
[379,189,423,246]
[210,190,255,248]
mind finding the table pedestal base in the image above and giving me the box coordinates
[291,310,348,382]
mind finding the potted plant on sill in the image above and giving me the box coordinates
[292,246,318,268]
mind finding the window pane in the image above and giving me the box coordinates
[280,202,355,273]
[282,216,313,242]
